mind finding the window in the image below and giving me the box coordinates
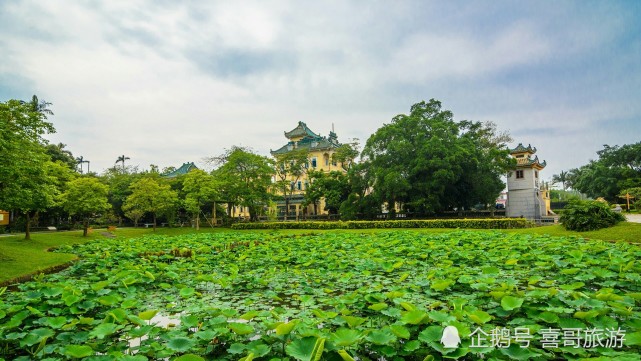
[297,181,302,190]
[516,170,524,179]
[311,157,317,168]
[535,170,539,179]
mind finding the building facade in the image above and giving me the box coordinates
[506,143,555,222]
[271,121,345,218]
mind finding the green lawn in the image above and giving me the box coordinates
[2,221,640,285]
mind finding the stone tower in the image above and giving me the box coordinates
[506,143,553,222]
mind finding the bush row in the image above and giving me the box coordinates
[231,218,534,230]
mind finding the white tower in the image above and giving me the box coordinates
[506,144,551,221]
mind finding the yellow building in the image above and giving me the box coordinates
[270,121,346,218]
[0,210,9,226]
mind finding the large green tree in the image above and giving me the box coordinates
[182,169,219,229]
[362,99,512,216]
[569,142,641,201]
[61,177,111,236]
[0,98,58,239]
[211,147,273,221]
[273,148,309,220]
[123,177,178,230]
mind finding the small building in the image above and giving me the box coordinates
[506,144,556,223]
[162,162,198,178]
[0,210,9,226]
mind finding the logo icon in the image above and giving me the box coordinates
[441,326,461,348]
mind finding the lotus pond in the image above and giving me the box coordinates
[1,230,641,360]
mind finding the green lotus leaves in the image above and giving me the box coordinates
[286,336,325,361]
[366,329,397,345]
[89,323,120,339]
[330,328,363,347]
[173,354,206,361]
[167,337,196,352]
[63,345,94,358]
[1,230,640,359]
[501,296,524,311]
[138,310,159,321]
[229,322,254,335]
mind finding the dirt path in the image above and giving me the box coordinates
[626,214,641,223]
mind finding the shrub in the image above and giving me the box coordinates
[231,218,534,230]
[560,199,626,231]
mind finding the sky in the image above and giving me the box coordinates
[1,1,640,183]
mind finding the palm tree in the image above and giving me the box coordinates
[552,170,569,191]
[25,95,54,116]
[76,156,85,173]
[116,155,130,171]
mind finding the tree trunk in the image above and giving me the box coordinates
[83,218,89,237]
[249,206,257,222]
[195,212,200,230]
[25,211,32,240]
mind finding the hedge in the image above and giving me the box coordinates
[231,218,534,230]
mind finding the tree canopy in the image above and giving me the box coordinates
[61,177,111,236]
[212,147,273,221]
[361,99,513,216]
[123,177,178,230]
[569,142,641,201]
[0,98,58,239]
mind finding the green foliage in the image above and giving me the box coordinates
[362,99,513,215]
[182,169,218,229]
[231,218,533,229]
[1,230,640,359]
[0,98,59,239]
[211,146,273,221]
[273,147,309,219]
[560,199,626,231]
[569,142,641,201]
[123,177,178,230]
[61,177,111,236]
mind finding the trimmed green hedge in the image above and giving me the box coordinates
[231,218,534,230]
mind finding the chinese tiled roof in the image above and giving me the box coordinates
[162,162,198,178]
[509,143,537,154]
[272,122,340,156]
[515,155,547,169]
[284,121,320,139]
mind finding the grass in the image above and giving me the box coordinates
[2,221,640,285]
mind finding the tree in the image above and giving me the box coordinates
[101,167,142,225]
[182,169,219,229]
[116,155,131,171]
[123,177,178,231]
[552,170,569,191]
[332,140,360,171]
[61,177,111,236]
[273,148,309,220]
[211,147,273,222]
[362,99,513,216]
[569,142,641,202]
[45,143,76,170]
[305,170,351,215]
[0,98,58,239]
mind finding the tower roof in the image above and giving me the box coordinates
[284,121,320,139]
[509,143,537,155]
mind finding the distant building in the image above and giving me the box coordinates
[0,210,9,226]
[162,162,198,178]
[271,121,345,217]
[506,143,556,223]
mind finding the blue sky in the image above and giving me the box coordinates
[1,1,640,182]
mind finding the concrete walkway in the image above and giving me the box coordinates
[626,214,641,223]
